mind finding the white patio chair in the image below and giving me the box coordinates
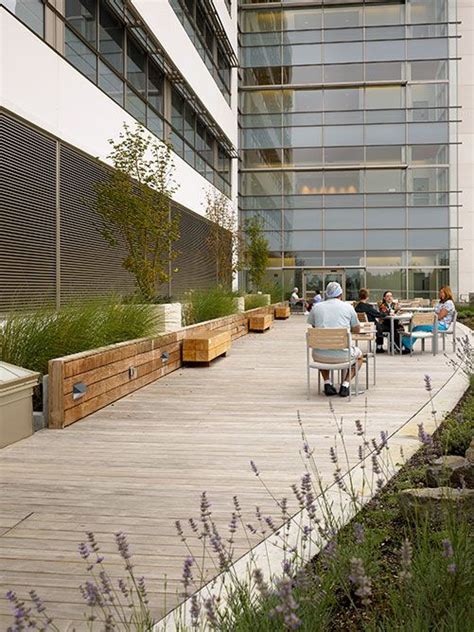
[306,328,359,400]
[402,312,438,356]
[438,310,457,353]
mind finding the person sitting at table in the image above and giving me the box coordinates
[307,281,363,398]
[354,288,387,354]
[314,289,322,304]
[378,290,404,353]
[290,287,304,309]
[401,286,456,353]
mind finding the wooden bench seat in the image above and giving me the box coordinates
[249,314,273,332]
[275,305,290,320]
[182,329,231,363]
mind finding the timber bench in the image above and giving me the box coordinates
[275,305,290,319]
[182,329,231,364]
[249,313,273,332]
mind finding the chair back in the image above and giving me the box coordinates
[450,310,457,332]
[357,312,368,323]
[412,312,436,327]
[307,327,350,350]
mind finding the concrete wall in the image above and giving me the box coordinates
[0,8,232,217]
[458,0,474,299]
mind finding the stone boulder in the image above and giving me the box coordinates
[426,455,474,488]
[399,487,474,524]
[466,438,474,464]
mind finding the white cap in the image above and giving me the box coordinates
[326,281,343,298]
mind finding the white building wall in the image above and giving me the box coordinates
[0,8,227,217]
[132,0,237,147]
[458,0,474,299]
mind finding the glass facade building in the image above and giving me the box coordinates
[239,0,459,300]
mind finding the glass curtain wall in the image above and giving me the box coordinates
[239,0,457,300]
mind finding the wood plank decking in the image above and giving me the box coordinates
[0,316,469,630]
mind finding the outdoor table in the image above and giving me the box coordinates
[353,326,376,389]
[385,312,413,355]
[399,306,434,313]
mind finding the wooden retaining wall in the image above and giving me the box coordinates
[48,304,283,429]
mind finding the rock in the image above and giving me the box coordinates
[426,455,474,488]
[466,438,474,464]
[399,487,474,524]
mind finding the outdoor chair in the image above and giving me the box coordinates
[306,327,359,400]
[438,310,457,353]
[401,312,438,356]
[357,312,369,323]
[290,300,305,314]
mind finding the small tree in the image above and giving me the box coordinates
[244,217,269,292]
[204,189,240,288]
[94,123,180,302]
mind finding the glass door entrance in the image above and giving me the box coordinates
[303,269,346,301]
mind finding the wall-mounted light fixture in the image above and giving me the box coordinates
[161,351,170,363]
[73,383,87,400]
[128,366,137,379]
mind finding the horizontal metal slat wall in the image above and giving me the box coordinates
[170,205,218,298]
[59,145,135,302]
[0,114,57,312]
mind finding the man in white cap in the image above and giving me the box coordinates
[307,281,363,398]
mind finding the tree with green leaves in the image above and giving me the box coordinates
[204,189,240,288]
[244,216,269,292]
[94,123,180,302]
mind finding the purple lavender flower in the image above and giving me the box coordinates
[353,523,365,545]
[190,594,201,630]
[442,539,456,573]
[291,483,304,508]
[250,460,259,476]
[265,516,277,532]
[246,523,257,535]
[424,374,433,392]
[115,532,132,570]
[78,542,90,561]
[203,596,219,630]
[324,539,337,562]
[329,446,338,464]
[354,419,364,436]
[175,520,185,540]
[182,556,194,596]
[232,495,242,515]
[80,581,102,608]
[137,576,149,605]
[417,423,434,447]
[269,576,301,629]
[399,539,413,581]
[349,557,372,606]
[189,518,199,535]
[252,568,270,599]
[371,454,381,475]
[379,430,389,449]
[86,531,100,554]
[228,512,238,536]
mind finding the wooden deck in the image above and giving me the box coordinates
[0,316,469,630]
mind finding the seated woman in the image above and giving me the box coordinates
[354,288,386,353]
[401,286,455,353]
[378,290,404,352]
[290,287,304,311]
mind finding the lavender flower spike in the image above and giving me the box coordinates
[417,423,433,447]
[349,557,372,606]
[424,374,433,392]
[250,460,259,476]
[399,538,413,581]
[353,522,365,545]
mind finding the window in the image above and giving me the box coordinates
[284,209,322,230]
[366,170,403,193]
[325,231,364,250]
[325,208,363,229]
[366,86,403,110]
[65,0,96,44]
[324,88,362,111]
[99,2,124,72]
[148,62,164,113]
[98,60,123,105]
[366,230,406,249]
[10,0,44,36]
[366,208,405,229]
[65,28,97,82]
[127,39,146,95]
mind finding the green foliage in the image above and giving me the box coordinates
[243,217,269,292]
[0,300,156,376]
[204,189,240,288]
[260,281,283,304]
[183,287,238,325]
[440,380,474,455]
[94,123,180,303]
[244,294,269,310]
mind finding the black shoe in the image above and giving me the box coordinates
[401,348,411,355]
[324,383,338,396]
[376,347,385,354]
[339,385,350,398]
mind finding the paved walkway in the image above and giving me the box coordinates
[0,316,469,630]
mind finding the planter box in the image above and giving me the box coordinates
[275,305,290,319]
[0,362,40,448]
[245,294,271,309]
[148,303,182,334]
[183,330,231,363]
[249,314,273,332]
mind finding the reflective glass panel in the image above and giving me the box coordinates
[99,2,123,72]
[65,0,96,44]
[325,230,363,249]
[98,60,123,105]
[325,208,363,229]
[366,230,406,249]
[65,28,97,82]
[366,208,405,228]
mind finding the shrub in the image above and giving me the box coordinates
[260,281,283,304]
[244,294,269,310]
[440,377,474,455]
[183,287,237,325]
[0,300,156,377]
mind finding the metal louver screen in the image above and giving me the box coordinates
[1,112,226,311]
[171,205,218,297]
[0,114,57,312]
[60,145,135,302]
